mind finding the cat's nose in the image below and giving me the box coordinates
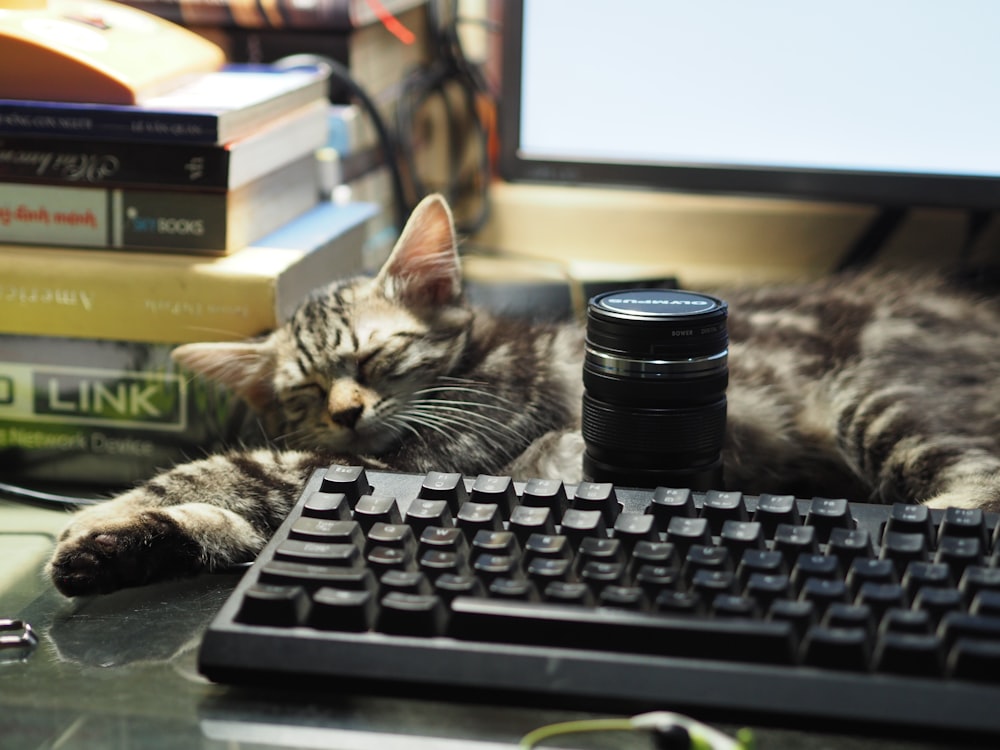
[330,405,363,429]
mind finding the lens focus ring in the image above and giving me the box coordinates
[581,393,727,468]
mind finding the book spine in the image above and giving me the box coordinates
[0,135,232,190]
[0,201,375,344]
[0,334,254,486]
[0,154,318,252]
[0,103,222,144]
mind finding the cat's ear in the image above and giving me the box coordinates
[171,340,277,409]
[377,193,462,306]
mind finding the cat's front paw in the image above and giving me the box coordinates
[47,507,201,597]
[507,429,585,483]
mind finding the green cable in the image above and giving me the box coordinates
[519,718,634,748]
[518,711,757,750]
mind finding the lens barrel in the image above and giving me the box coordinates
[582,288,729,489]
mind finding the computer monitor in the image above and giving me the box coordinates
[499,0,1000,210]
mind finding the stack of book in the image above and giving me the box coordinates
[0,62,379,488]
[112,0,435,270]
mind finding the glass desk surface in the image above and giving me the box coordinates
[0,497,991,750]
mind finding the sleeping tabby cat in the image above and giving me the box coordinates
[47,194,1000,596]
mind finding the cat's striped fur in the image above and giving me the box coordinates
[47,194,1000,596]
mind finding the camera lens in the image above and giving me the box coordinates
[581,288,728,489]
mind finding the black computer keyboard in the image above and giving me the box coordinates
[198,465,1000,737]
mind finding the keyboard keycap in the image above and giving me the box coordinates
[289,518,363,546]
[456,502,503,538]
[301,491,352,521]
[939,507,988,547]
[752,494,800,534]
[366,545,415,575]
[379,569,432,596]
[319,465,369,504]
[854,582,907,619]
[934,535,984,576]
[612,512,658,550]
[845,557,897,595]
[735,549,786,586]
[542,580,593,606]
[258,561,375,591]
[520,479,569,515]
[665,516,712,552]
[449,598,799,665]
[646,487,695,527]
[828,528,875,568]
[509,505,557,543]
[236,583,309,627]
[404,499,454,537]
[801,625,871,672]
[274,540,361,567]
[948,638,1000,683]
[634,564,680,598]
[419,550,470,580]
[489,578,539,601]
[874,632,945,677]
[526,556,573,585]
[719,520,765,557]
[523,534,572,562]
[472,530,520,558]
[880,531,929,574]
[884,503,936,546]
[375,592,447,636]
[470,475,518,517]
[744,573,791,609]
[572,481,621,524]
[309,587,376,632]
[700,490,747,533]
[418,471,468,512]
[432,573,484,603]
[560,509,608,546]
[418,526,469,556]
[773,524,819,560]
[365,522,417,555]
[805,497,854,542]
[353,495,402,532]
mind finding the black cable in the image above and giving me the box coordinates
[0,481,101,508]
[834,206,908,272]
[274,54,412,230]
[396,0,494,235]
[959,209,993,266]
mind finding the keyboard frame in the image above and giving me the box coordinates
[198,468,1000,737]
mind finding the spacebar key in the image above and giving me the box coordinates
[448,598,798,665]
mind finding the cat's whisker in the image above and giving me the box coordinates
[411,386,521,409]
[381,412,431,444]
[399,407,521,444]
[406,405,525,434]
[391,413,469,442]
[407,399,522,420]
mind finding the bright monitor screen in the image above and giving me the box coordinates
[499,0,1000,209]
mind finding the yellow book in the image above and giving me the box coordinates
[0,200,376,344]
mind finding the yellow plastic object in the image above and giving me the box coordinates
[0,0,225,104]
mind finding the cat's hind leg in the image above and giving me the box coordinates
[834,380,1000,511]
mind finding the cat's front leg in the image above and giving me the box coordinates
[46,448,324,596]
